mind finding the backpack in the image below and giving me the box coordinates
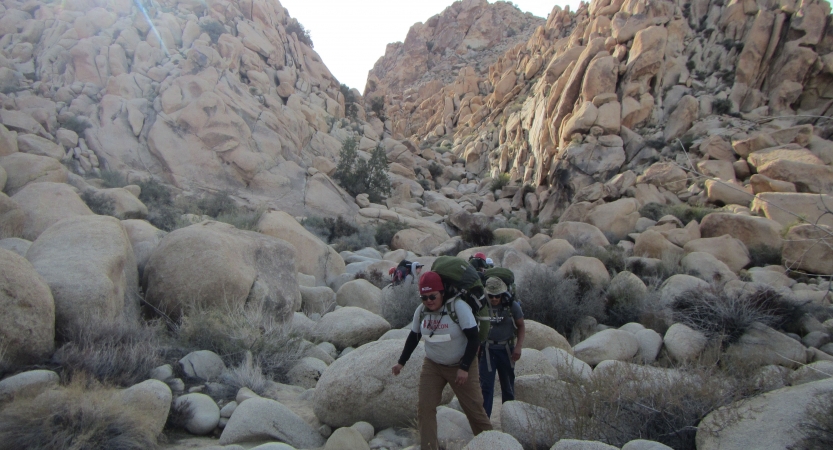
[391,260,413,285]
[429,256,491,343]
[483,267,517,305]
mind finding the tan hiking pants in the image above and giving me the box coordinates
[417,357,493,450]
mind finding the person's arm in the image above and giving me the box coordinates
[454,326,480,385]
[392,331,421,375]
[512,318,525,361]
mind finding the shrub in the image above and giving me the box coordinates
[137,178,182,231]
[461,222,494,247]
[331,226,376,252]
[638,203,716,223]
[0,377,160,450]
[199,20,226,43]
[375,221,408,247]
[80,191,115,216]
[219,351,271,396]
[380,283,421,329]
[62,116,92,135]
[340,84,358,119]
[355,269,388,290]
[215,207,264,231]
[605,282,650,328]
[671,286,805,347]
[333,139,391,203]
[490,173,510,193]
[793,391,833,450]
[165,396,195,432]
[748,245,782,268]
[174,304,304,383]
[285,19,313,47]
[517,265,606,337]
[576,244,626,276]
[370,96,385,120]
[197,190,238,217]
[51,319,165,387]
[301,215,359,243]
[99,170,127,188]
[713,98,733,115]
[428,161,444,179]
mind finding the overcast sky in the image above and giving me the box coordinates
[278,0,584,92]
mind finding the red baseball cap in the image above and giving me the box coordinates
[419,271,444,293]
[473,252,487,260]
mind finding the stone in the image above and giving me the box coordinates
[0,369,59,402]
[660,275,711,306]
[684,235,750,273]
[622,440,673,450]
[179,350,226,381]
[750,174,796,194]
[664,323,708,363]
[143,221,301,321]
[573,329,639,366]
[174,393,220,435]
[790,361,833,385]
[663,95,699,142]
[553,440,619,450]
[116,380,172,438]
[555,256,611,288]
[17,134,64,160]
[757,159,833,195]
[551,221,610,247]
[325,426,371,450]
[633,230,684,260]
[682,252,738,285]
[635,329,663,364]
[536,239,576,267]
[638,162,688,193]
[436,406,475,449]
[335,279,382,314]
[699,213,782,253]
[313,307,390,349]
[515,348,559,378]
[26,215,139,335]
[313,339,452,429]
[350,421,374,442]
[585,198,641,242]
[287,356,328,389]
[752,193,833,228]
[96,188,149,220]
[463,430,523,450]
[257,211,345,285]
[501,400,559,449]
[391,228,442,256]
[698,160,737,181]
[696,379,833,449]
[523,320,572,353]
[219,397,326,448]
[0,152,67,196]
[705,179,754,206]
[0,248,54,364]
[0,237,30,256]
[11,182,93,241]
[300,285,335,315]
[121,219,166,279]
[700,135,736,161]
[0,192,23,239]
[782,224,833,275]
[541,347,592,381]
[725,322,808,368]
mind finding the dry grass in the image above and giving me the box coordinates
[793,391,833,450]
[174,304,304,384]
[219,351,271,396]
[51,318,165,387]
[380,283,421,329]
[0,376,160,449]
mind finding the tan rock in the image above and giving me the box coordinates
[638,162,688,193]
[705,179,754,206]
[551,221,610,247]
[699,213,782,253]
[555,256,611,288]
[257,211,345,285]
[700,135,736,161]
[750,174,797,194]
[585,198,640,242]
[335,279,382,314]
[757,159,833,194]
[732,133,777,158]
[697,160,736,181]
[11,182,94,241]
[751,193,833,228]
[661,220,701,247]
[684,235,750,272]
[0,192,23,239]
[747,146,824,170]
[17,134,64,160]
[0,248,54,364]
[633,230,684,260]
[121,219,165,279]
[582,56,618,101]
[782,224,833,275]
[0,152,68,195]
[663,95,699,142]
[391,228,442,256]
[97,188,149,220]
[523,320,572,353]
[536,239,576,267]
[0,123,17,156]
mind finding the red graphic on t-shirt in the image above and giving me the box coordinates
[423,319,449,330]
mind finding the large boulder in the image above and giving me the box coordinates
[663,323,708,363]
[585,198,641,242]
[463,430,523,450]
[120,219,166,279]
[681,252,738,285]
[573,329,639,366]
[751,193,833,228]
[523,320,572,353]
[0,192,23,239]
[0,369,59,402]
[699,213,782,253]
[26,215,139,335]
[0,248,55,364]
[11,182,93,241]
[96,188,149,220]
[633,230,684,260]
[659,274,711,306]
[536,239,576,267]
[0,152,67,195]
[541,347,592,381]
[257,210,345,285]
[116,379,172,439]
[782,224,833,275]
[555,256,611,288]
[142,221,301,321]
[696,379,833,450]
[313,339,451,429]
[325,426,371,450]
[174,393,220,435]
[551,221,610,247]
[335,279,382,314]
[663,95,699,142]
[725,322,808,368]
[219,396,326,448]
[500,400,559,449]
[313,307,390,349]
[684,235,750,272]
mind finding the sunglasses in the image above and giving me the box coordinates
[420,294,439,302]
[487,294,503,299]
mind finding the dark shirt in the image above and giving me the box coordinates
[487,301,523,345]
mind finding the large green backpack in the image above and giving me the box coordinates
[430,256,490,343]
[483,267,517,304]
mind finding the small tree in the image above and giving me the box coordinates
[333,138,391,203]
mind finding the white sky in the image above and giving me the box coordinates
[278,0,584,91]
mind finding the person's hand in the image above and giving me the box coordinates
[392,364,403,376]
[511,347,522,362]
[455,369,468,385]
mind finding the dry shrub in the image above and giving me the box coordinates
[219,351,270,397]
[355,269,388,289]
[672,286,806,346]
[793,391,833,450]
[576,244,626,276]
[380,283,421,329]
[461,222,495,247]
[164,397,195,432]
[517,265,606,337]
[0,376,160,449]
[174,304,304,384]
[51,318,165,387]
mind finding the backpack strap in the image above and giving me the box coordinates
[446,296,459,325]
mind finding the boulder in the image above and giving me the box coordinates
[751,193,833,228]
[663,95,699,142]
[541,347,592,381]
[313,339,452,429]
[96,188,148,220]
[116,379,172,438]
[789,361,833,385]
[26,215,139,335]
[635,328,663,364]
[750,173,797,194]
[257,210,345,285]
[0,248,54,364]
[782,224,833,275]
[500,401,559,450]
[633,230,684,260]
[725,322,808,368]
[705,179,754,206]
[0,237,30,256]
[335,279,382,314]
[515,348,559,378]
[585,198,641,242]
[174,393,220,435]
[638,162,688,193]
[391,228,442,256]
[0,370,59,402]
[698,160,737,181]
[622,440,673,450]
[573,329,639,366]
[11,182,93,241]
[463,430,523,450]
[300,285,336,315]
[696,379,833,449]
[219,397,326,448]
[312,307,390,349]
[17,134,64,160]
[179,350,226,381]
[325,426,371,450]
[699,213,782,253]
[523,320,572,353]
[0,152,67,196]
[553,440,619,450]
[143,221,301,320]
[663,323,708,363]
[757,159,833,195]
[436,406,475,449]
[551,221,610,247]
[555,256,611,288]
[684,235,750,272]
[286,356,328,389]
[120,219,166,279]
[0,192,23,239]
[660,275,711,306]
[536,239,576,267]
[682,252,738,285]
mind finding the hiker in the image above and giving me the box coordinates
[389,260,424,285]
[469,252,489,273]
[391,271,493,450]
[485,257,495,269]
[479,276,525,417]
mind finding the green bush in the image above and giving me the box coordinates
[370,96,385,120]
[137,179,180,231]
[99,170,127,188]
[332,226,376,252]
[285,19,313,47]
[80,191,115,216]
[197,190,238,217]
[748,245,782,268]
[199,21,225,43]
[333,139,391,203]
[794,391,833,450]
[712,98,733,115]
[62,116,92,135]
[428,162,444,180]
[375,221,408,246]
[461,222,494,247]
[340,84,358,119]
[490,173,510,193]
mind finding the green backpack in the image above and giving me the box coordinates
[430,256,491,343]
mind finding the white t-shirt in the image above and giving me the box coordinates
[410,299,476,366]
